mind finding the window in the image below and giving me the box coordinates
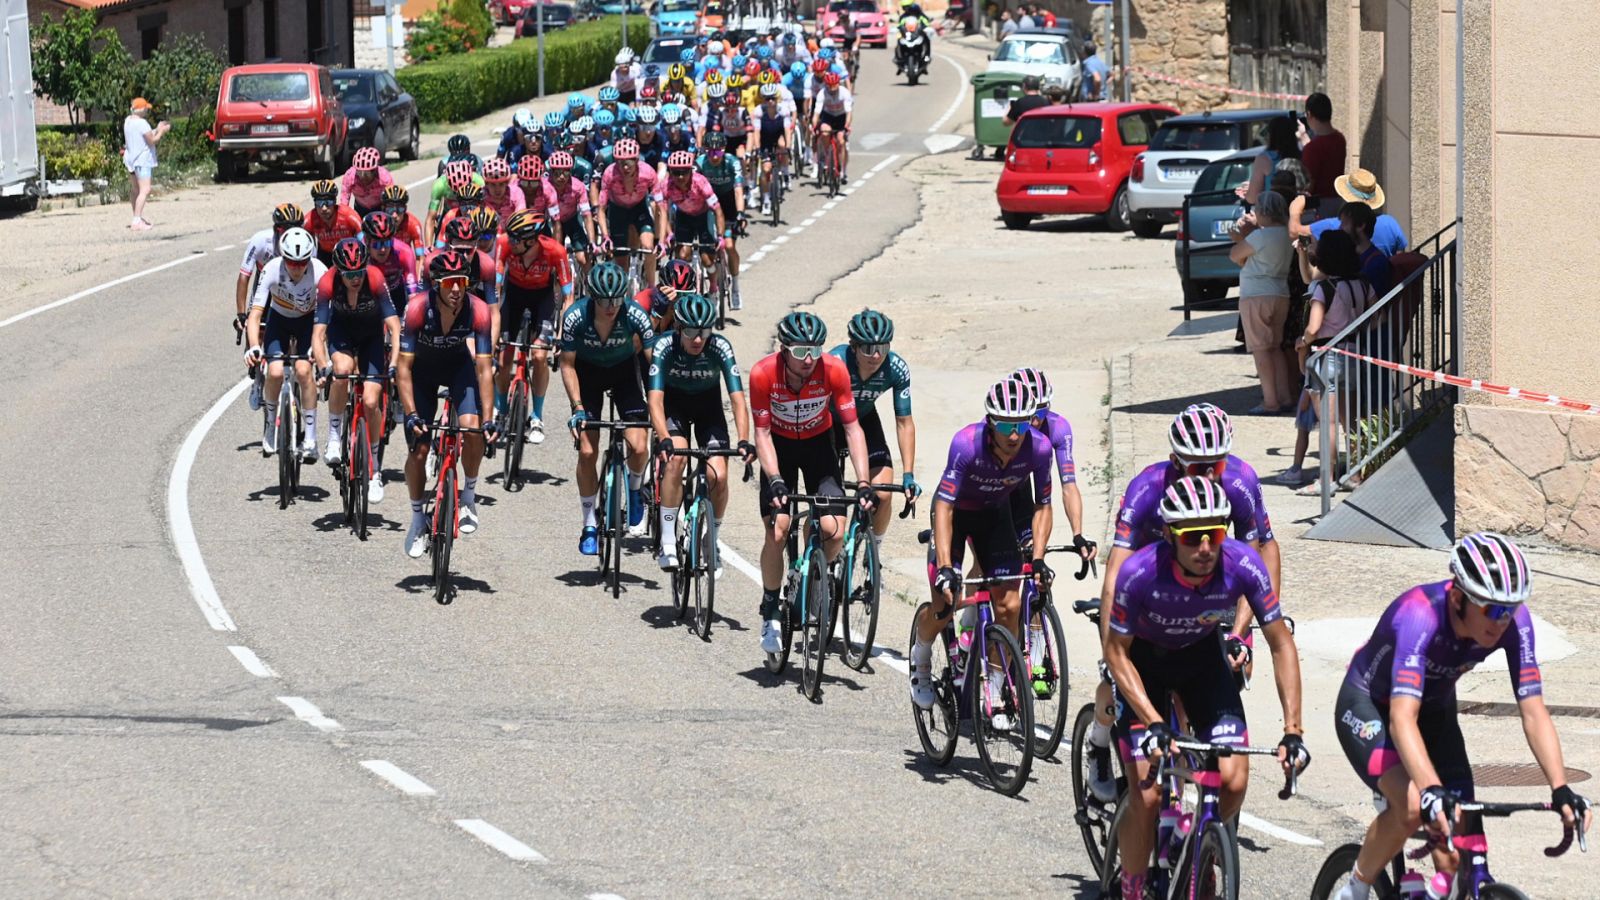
[227,6,248,65]
[263,0,279,58]
[1148,122,1240,152]
[333,73,375,103]
[828,0,878,11]
[229,72,312,102]
[1010,116,1101,149]
[1195,157,1256,194]
[1117,112,1151,146]
[994,39,1065,65]
[307,0,326,53]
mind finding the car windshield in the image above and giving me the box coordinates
[229,72,311,103]
[1148,122,1240,152]
[645,40,689,62]
[660,0,696,11]
[529,4,572,19]
[995,39,1065,65]
[1195,157,1255,194]
[829,1,877,12]
[332,74,374,104]
[1011,115,1101,149]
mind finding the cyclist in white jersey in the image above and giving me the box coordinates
[243,227,328,460]
[812,75,854,181]
[237,203,305,340]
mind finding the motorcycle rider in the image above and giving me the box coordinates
[894,0,933,76]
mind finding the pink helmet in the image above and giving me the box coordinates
[483,157,511,183]
[666,150,695,170]
[353,146,381,171]
[614,139,640,161]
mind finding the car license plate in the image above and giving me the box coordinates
[252,124,290,135]
[1213,220,1234,238]
[1165,166,1201,180]
[1027,185,1069,196]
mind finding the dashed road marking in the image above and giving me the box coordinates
[360,760,437,796]
[227,645,277,677]
[277,696,341,732]
[455,819,547,862]
[213,243,235,252]
[1238,811,1323,846]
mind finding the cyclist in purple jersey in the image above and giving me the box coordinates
[1104,475,1306,900]
[1010,366,1096,562]
[1330,532,1591,900]
[909,376,1054,711]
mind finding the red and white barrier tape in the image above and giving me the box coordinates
[1330,348,1600,415]
[1120,65,1308,103]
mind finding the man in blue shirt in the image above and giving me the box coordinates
[1081,40,1111,101]
[1308,168,1408,256]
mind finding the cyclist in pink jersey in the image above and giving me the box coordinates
[480,158,526,224]
[340,147,394,216]
[653,151,726,281]
[546,152,595,269]
[597,140,660,287]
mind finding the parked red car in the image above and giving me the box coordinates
[490,0,537,25]
[213,63,349,182]
[995,102,1178,231]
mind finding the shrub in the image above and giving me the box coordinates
[407,0,496,64]
[134,34,225,118]
[398,19,650,123]
[37,128,119,181]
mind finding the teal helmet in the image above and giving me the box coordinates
[674,292,717,329]
[847,308,894,344]
[586,261,630,301]
[776,310,827,346]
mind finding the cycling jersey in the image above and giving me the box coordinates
[361,237,419,299]
[1109,539,1279,650]
[636,134,668,169]
[934,422,1051,510]
[697,153,745,189]
[240,228,279,276]
[1035,409,1076,484]
[341,168,394,212]
[393,212,426,251]
[559,297,656,367]
[748,352,856,440]
[828,345,911,416]
[428,171,485,211]
[1345,580,1542,707]
[251,257,329,318]
[315,266,396,334]
[1113,457,1273,550]
[482,183,527,223]
[647,331,743,394]
[705,105,750,137]
[420,247,499,307]
[305,205,363,252]
[400,292,493,358]
[652,171,721,216]
[598,162,658,208]
[568,154,597,186]
[816,86,853,116]
[548,176,592,221]
[752,103,788,146]
[494,234,571,291]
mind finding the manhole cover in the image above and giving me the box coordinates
[1459,700,1600,719]
[1471,763,1589,787]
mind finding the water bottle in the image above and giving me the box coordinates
[948,641,965,689]
[1156,807,1180,868]
[1028,621,1046,670]
[1397,870,1426,900]
[956,605,977,652]
[1425,871,1454,900]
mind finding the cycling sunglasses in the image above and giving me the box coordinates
[339,269,366,280]
[680,327,712,341]
[314,199,336,208]
[854,342,888,356]
[435,275,470,291]
[785,344,823,361]
[989,418,1030,437]
[1465,595,1519,622]
[1178,456,1228,478]
[1169,524,1229,547]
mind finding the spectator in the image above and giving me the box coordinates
[122,97,170,231]
[998,10,1017,38]
[1341,201,1393,297]
[1299,92,1347,218]
[1017,6,1037,29]
[1272,161,1314,377]
[1230,191,1296,414]
[1240,116,1300,205]
[1004,75,1049,124]
[1308,168,1409,256]
[1081,40,1111,101]
[1043,82,1067,104]
[1285,229,1375,485]
[1040,6,1056,27]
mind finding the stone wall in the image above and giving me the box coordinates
[1455,405,1600,553]
[1089,0,1233,111]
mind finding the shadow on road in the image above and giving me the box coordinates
[246,483,331,504]
[396,573,496,601]
[484,469,568,489]
[899,747,1036,800]
[554,568,663,593]
[1047,870,1104,899]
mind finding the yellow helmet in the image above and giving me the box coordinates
[706,70,724,85]
[727,74,745,89]
[668,63,687,81]
[757,69,778,85]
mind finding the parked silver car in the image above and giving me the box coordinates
[985,27,1082,99]
[1125,108,1292,238]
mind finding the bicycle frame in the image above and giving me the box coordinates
[1390,799,1587,898]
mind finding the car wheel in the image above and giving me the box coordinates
[1105,183,1132,231]
[400,118,420,161]
[316,143,336,179]
[214,152,237,183]
[1001,211,1034,230]
[371,128,387,160]
[1131,215,1165,238]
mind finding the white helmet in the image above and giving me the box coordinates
[615,48,635,65]
[1450,532,1532,606]
[513,108,536,132]
[1169,406,1231,459]
[278,227,316,263]
[708,40,725,54]
[820,37,835,49]
[984,375,1036,419]
[1012,366,1053,407]
[1185,402,1232,438]
[1158,475,1232,524]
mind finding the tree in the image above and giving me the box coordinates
[136,34,225,117]
[32,9,133,126]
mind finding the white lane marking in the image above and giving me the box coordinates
[801,218,817,227]
[871,155,901,173]
[587,895,627,900]
[455,819,547,862]
[213,244,235,252]
[928,54,970,133]
[167,377,250,631]
[405,174,435,189]
[823,200,839,210]
[758,243,778,254]
[277,696,342,732]
[0,252,207,331]
[227,646,278,678]
[360,760,438,796]
[842,187,856,195]
[717,540,764,583]
[772,235,790,245]
[747,252,767,262]
[1237,811,1323,846]
[787,226,804,235]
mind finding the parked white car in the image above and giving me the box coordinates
[985,28,1082,99]
[1124,108,1293,237]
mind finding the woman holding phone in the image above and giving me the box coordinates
[122,97,170,231]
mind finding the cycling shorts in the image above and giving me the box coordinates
[723,133,747,154]
[759,432,844,518]
[1112,635,1248,761]
[1334,680,1473,797]
[831,408,892,472]
[665,388,729,448]
[264,308,314,359]
[576,356,647,423]
[560,215,592,252]
[933,504,1022,582]
[671,208,716,247]
[410,353,482,439]
[757,120,786,151]
[605,201,655,240]
[326,324,387,378]
[1009,480,1040,545]
[618,89,637,106]
[500,281,557,344]
[818,111,848,133]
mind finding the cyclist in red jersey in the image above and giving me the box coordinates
[381,185,427,260]
[313,239,400,500]
[493,210,573,444]
[306,179,363,267]
[426,217,502,338]
[748,310,876,655]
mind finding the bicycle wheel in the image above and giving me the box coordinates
[1028,599,1070,759]
[1099,802,1160,899]
[503,382,529,490]
[276,390,296,510]
[1071,703,1119,875]
[672,505,692,620]
[1174,820,1237,900]
[606,456,625,598]
[799,549,831,702]
[973,623,1034,796]
[352,418,371,541]
[769,172,782,227]
[839,524,880,670]
[692,498,718,639]
[1479,886,1532,900]
[910,603,959,766]
[714,254,729,328]
[1307,844,1396,900]
[432,467,457,605]
[337,415,354,524]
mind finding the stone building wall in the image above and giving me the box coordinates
[1089,0,1234,112]
[1455,405,1600,553]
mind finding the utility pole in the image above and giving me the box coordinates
[384,0,397,75]
[537,2,546,97]
[1119,0,1131,101]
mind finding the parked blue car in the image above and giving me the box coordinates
[1173,147,1263,306]
[653,0,698,34]
[600,0,645,14]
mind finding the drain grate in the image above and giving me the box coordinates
[1459,701,1600,719]
[1472,763,1590,787]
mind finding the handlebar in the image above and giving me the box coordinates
[1039,542,1099,581]
[1143,738,1300,800]
[859,482,918,520]
[669,445,755,482]
[1415,799,1589,857]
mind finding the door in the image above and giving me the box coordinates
[2,0,40,185]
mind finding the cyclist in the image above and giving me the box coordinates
[360,211,419,300]
[592,85,623,118]
[243,227,326,461]
[313,238,400,503]
[564,92,589,124]
[1010,366,1096,558]
[661,104,698,158]
[494,209,571,444]
[664,63,696,104]
[748,311,876,656]
[396,250,499,556]
[494,109,542,165]
[811,72,854,182]
[432,216,501,316]
[481,157,526,224]
[704,85,752,164]
[695,132,745,311]
[1082,403,1280,801]
[339,147,394,217]
[654,150,726,276]
[546,151,595,271]
[828,310,920,551]
[597,138,660,288]
[435,133,481,177]
[433,180,487,248]
[646,292,753,570]
[838,15,861,87]
[427,162,482,246]
[380,185,427,258]
[236,203,304,341]
[560,262,657,554]
[1105,475,1306,900]
[516,155,561,230]
[750,84,790,216]
[635,106,668,172]
[909,375,1051,718]
[639,258,696,334]
[306,179,363,267]
[776,31,811,70]
[1330,533,1592,900]
[636,81,661,111]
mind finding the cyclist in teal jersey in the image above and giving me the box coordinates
[828,309,920,547]
[697,132,747,309]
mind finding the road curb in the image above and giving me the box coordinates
[1101,351,1135,541]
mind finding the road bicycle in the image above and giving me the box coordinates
[834,483,916,671]
[763,492,853,702]
[324,371,391,541]
[814,126,848,197]
[666,445,751,639]
[264,351,311,510]
[909,529,1037,796]
[579,410,650,599]
[1310,797,1587,900]
[605,241,649,296]
[674,237,730,321]
[1016,543,1095,760]
[498,310,541,491]
[1070,597,1123,877]
[421,398,486,605]
[756,146,787,226]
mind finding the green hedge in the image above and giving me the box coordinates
[398,19,649,124]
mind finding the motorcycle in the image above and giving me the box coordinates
[895,17,929,86]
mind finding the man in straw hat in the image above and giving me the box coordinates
[1308,167,1409,257]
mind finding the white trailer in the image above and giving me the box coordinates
[1,0,41,207]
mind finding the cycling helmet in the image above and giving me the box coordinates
[272,202,304,229]
[708,40,725,54]
[776,311,827,347]
[517,154,543,181]
[660,258,697,291]
[310,179,339,200]
[707,83,728,100]
[637,106,659,125]
[447,133,472,155]
[731,54,747,70]
[759,83,778,99]
[984,376,1036,419]
[573,114,595,133]
[674,292,716,329]
[332,237,368,272]
[443,216,478,246]
[666,150,695,170]
[619,104,637,123]
[744,59,762,77]
[446,166,474,195]
[599,85,621,103]
[505,209,545,241]
[547,151,574,170]
[1012,366,1053,406]
[483,157,512,183]
[706,69,725,86]
[513,109,537,134]
[784,32,797,45]
[352,146,381,171]
[758,69,778,85]
[847,309,894,344]
[1185,401,1233,438]
[429,249,472,280]
[726,73,745,90]
[361,210,395,241]
[469,207,499,238]
[455,182,485,204]
[586,261,630,301]
[756,44,773,60]
[593,108,617,128]
[704,131,727,151]
[1159,475,1232,524]
[820,37,836,49]
[790,61,806,77]
[381,185,409,205]
[680,49,696,63]
[567,92,587,109]
[668,63,687,81]
[278,227,316,263]
[544,110,566,129]
[1450,532,1532,606]
[661,104,684,125]
[822,72,841,88]
[613,139,640,161]
[812,59,830,74]
[819,47,836,61]
[615,48,636,65]
[1168,406,1231,459]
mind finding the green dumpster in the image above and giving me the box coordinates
[969,71,1028,159]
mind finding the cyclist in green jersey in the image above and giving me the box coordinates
[828,309,920,547]
[697,132,747,310]
[646,292,755,570]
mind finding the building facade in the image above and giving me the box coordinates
[34,0,355,68]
